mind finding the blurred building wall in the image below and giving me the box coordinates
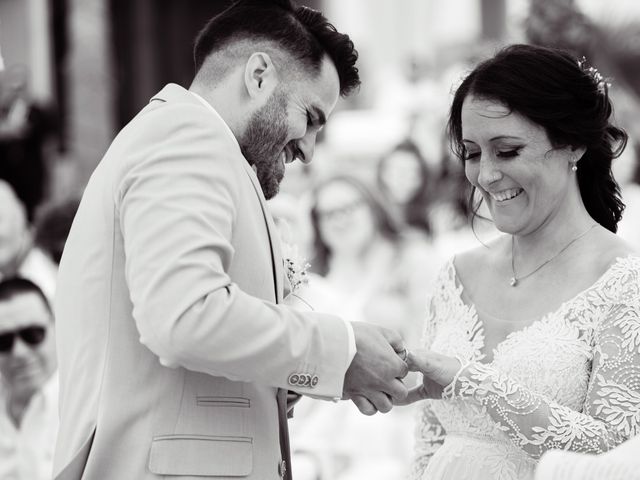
[109,0,230,128]
[0,0,54,103]
[48,0,114,201]
[109,0,322,129]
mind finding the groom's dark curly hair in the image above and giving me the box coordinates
[193,0,360,97]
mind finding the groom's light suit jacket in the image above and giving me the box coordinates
[53,84,351,479]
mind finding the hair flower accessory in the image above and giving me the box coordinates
[577,56,611,96]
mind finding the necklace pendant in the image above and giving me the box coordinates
[509,277,518,287]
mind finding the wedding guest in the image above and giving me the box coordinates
[309,174,437,343]
[53,1,408,479]
[0,180,31,279]
[0,277,58,480]
[34,196,81,265]
[376,139,433,239]
[534,435,640,480]
[0,65,52,220]
[403,44,640,480]
[289,175,438,480]
[0,179,57,302]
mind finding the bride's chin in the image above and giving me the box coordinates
[492,219,522,235]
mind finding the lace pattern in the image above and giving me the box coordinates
[409,400,446,479]
[410,255,640,480]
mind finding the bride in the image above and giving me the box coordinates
[403,44,640,480]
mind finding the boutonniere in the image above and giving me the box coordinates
[281,242,311,294]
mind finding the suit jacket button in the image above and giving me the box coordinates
[288,373,299,386]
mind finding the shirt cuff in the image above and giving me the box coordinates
[332,319,357,402]
[344,319,357,365]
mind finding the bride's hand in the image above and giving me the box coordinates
[397,350,462,404]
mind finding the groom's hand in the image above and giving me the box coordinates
[343,322,409,415]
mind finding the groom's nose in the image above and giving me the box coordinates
[295,132,317,164]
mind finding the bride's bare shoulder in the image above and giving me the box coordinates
[453,235,508,283]
[593,227,639,267]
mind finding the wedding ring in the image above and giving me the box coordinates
[397,347,408,362]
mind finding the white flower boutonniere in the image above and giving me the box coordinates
[281,242,311,294]
[280,242,315,312]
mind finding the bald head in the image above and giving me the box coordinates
[0,180,31,275]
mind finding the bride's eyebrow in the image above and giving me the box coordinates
[489,135,525,142]
[462,136,525,145]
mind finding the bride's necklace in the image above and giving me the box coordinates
[509,223,598,287]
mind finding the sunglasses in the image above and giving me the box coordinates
[0,326,47,353]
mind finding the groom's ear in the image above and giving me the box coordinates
[243,52,279,101]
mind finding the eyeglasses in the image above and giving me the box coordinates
[0,326,46,353]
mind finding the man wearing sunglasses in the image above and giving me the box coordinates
[0,277,58,480]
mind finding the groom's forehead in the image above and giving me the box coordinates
[295,57,339,115]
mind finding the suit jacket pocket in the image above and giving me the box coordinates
[148,434,252,477]
[196,396,250,408]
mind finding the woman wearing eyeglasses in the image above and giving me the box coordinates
[288,174,441,480]
[0,277,58,480]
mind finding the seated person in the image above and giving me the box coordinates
[34,196,81,265]
[0,180,57,301]
[0,277,58,480]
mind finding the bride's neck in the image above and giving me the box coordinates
[512,206,596,263]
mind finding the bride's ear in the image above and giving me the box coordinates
[571,145,587,162]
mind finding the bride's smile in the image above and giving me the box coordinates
[460,96,584,237]
[488,187,524,203]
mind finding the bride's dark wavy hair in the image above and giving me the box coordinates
[447,44,627,233]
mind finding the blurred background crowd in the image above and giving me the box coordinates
[0,0,639,479]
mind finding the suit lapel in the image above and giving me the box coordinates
[241,163,291,479]
[151,84,284,304]
[240,161,284,304]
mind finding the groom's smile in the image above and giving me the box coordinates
[240,56,339,200]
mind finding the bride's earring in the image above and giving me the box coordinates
[569,156,578,172]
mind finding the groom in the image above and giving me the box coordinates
[53,1,409,479]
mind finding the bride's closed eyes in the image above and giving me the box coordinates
[463,145,524,161]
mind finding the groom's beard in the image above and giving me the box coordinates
[239,90,289,200]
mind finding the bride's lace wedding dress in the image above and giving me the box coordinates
[410,255,640,480]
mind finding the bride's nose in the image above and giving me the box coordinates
[477,157,503,187]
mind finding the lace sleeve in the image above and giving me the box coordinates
[443,300,640,459]
[409,286,447,478]
[409,400,446,479]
